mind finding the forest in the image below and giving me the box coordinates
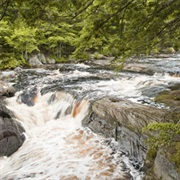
[0,0,179,69]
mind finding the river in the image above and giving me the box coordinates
[0,54,180,179]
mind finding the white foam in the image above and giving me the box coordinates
[1,92,131,179]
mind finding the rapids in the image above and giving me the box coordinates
[0,54,180,179]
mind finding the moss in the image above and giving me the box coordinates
[166,47,176,53]
[143,147,158,179]
[164,108,180,123]
[170,84,180,91]
[146,146,158,162]
[154,90,180,107]
[93,52,101,59]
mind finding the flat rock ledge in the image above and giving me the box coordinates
[82,96,179,179]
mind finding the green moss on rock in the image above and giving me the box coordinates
[154,90,180,107]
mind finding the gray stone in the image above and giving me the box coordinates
[153,149,180,180]
[123,63,162,75]
[29,55,43,66]
[47,58,56,64]
[0,81,16,97]
[37,53,47,64]
[141,86,167,97]
[82,97,166,165]
[0,100,25,156]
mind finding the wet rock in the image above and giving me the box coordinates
[82,97,166,165]
[0,81,16,97]
[0,100,25,156]
[154,90,180,107]
[153,149,180,180]
[123,63,162,75]
[17,87,38,106]
[141,86,167,97]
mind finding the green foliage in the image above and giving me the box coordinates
[0,0,179,69]
[144,121,180,172]
[168,142,180,173]
[5,18,38,55]
[144,122,180,148]
[0,53,25,70]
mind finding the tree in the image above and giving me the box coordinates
[4,18,38,61]
[0,0,179,69]
[72,0,180,59]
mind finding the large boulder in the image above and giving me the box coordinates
[28,55,43,66]
[82,97,166,167]
[0,100,25,156]
[28,54,56,66]
[155,89,180,107]
[123,63,162,75]
[153,149,180,180]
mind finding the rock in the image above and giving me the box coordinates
[123,63,162,75]
[166,47,176,54]
[17,86,38,106]
[28,55,43,66]
[14,67,22,72]
[47,57,56,64]
[153,149,180,180]
[28,54,56,66]
[0,100,25,156]
[37,53,46,64]
[82,97,166,165]
[141,86,167,97]
[154,90,180,107]
[0,81,16,97]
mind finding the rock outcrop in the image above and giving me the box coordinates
[0,82,25,156]
[28,54,56,67]
[0,99,25,157]
[82,96,180,179]
[123,63,162,75]
[82,97,166,169]
[153,149,180,180]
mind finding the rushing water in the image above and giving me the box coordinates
[0,54,180,179]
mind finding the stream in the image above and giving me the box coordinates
[0,54,180,179]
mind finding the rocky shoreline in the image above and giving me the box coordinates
[0,53,180,179]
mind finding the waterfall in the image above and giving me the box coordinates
[1,54,179,179]
[0,89,140,179]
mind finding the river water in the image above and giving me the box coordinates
[0,54,180,179]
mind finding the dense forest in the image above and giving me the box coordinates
[0,0,179,69]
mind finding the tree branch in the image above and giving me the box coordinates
[0,0,10,21]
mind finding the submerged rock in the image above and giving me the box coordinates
[0,81,16,97]
[0,100,25,156]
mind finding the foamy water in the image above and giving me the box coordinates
[1,59,180,179]
[0,91,135,179]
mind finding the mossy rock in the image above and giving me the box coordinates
[169,84,180,91]
[154,90,180,107]
[164,107,180,123]
[166,47,176,54]
[164,142,180,174]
